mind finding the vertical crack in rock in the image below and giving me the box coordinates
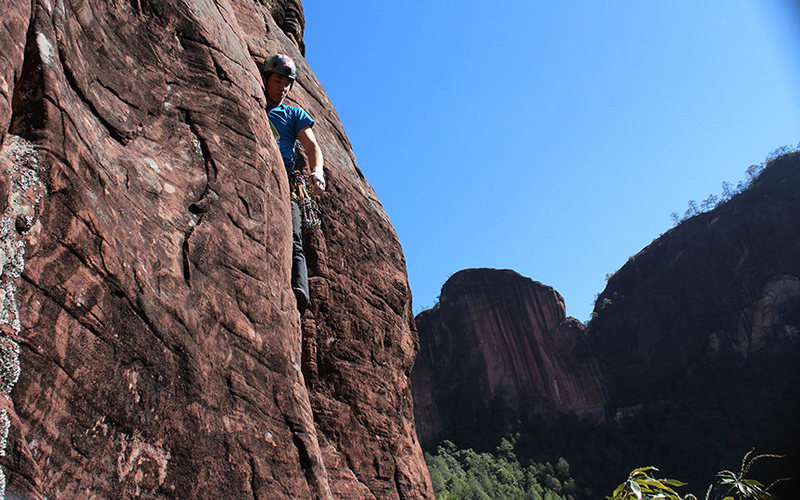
[8,5,44,142]
[0,135,46,498]
[247,455,258,498]
[275,387,333,499]
[179,108,217,286]
[180,228,193,286]
[290,429,313,482]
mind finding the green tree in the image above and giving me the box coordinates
[425,438,576,499]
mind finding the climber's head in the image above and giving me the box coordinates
[261,53,296,105]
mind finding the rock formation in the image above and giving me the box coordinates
[412,269,605,449]
[589,152,800,413]
[413,153,800,453]
[0,1,431,498]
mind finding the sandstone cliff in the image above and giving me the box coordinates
[412,269,605,449]
[0,1,431,498]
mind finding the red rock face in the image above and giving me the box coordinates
[0,1,431,498]
[412,269,605,449]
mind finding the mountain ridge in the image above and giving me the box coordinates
[413,152,800,457]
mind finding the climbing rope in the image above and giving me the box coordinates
[291,174,322,232]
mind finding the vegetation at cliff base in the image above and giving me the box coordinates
[424,338,799,499]
[425,438,577,499]
[427,443,787,500]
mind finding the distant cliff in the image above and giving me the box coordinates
[0,1,431,498]
[412,152,800,451]
[413,269,605,449]
[589,152,800,413]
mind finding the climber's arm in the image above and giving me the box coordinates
[297,126,325,194]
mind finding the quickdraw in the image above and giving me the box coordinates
[291,174,322,232]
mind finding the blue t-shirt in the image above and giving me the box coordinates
[267,103,315,172]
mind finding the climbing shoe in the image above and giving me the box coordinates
[293,287,309,314]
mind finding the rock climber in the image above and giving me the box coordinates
[260,53,325,314]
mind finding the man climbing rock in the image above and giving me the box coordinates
[260,53,325,314]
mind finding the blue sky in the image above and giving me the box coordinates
[303,1,800,321]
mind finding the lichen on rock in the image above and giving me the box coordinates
[0,134,45,499]
[0,135,45,334]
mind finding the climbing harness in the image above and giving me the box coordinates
[291,174,322,232]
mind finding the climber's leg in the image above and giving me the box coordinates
[291,197,310,313]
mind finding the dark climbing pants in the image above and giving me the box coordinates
[291,197,309,306]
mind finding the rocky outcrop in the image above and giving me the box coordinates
[412,269,605,449]
[589,153,800,413]
[413,154,800,454]
[267,0,306,53]
[0,1,431,498]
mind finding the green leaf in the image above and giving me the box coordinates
[630,480,642,500]
[737,481,754,495]
[638,480,664,494]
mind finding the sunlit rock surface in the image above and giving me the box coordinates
[0,1,431,498]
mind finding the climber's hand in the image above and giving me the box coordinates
[297,127,324,195]
[309,168,326,195]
